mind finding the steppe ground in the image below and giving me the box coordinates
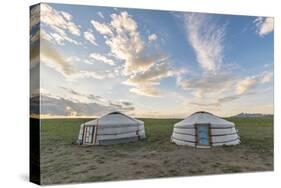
[40,117,273,184]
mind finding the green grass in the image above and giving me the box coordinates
[227,117,273,156]
[41,117,273,154]
[39,117,273,184]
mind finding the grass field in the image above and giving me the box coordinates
[40,117,273,185]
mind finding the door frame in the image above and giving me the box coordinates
[195,123,212,147]
[82,125,96,145]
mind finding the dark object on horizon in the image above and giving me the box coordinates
[233,113,273,118]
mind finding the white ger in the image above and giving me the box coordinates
[77,111,145,145]
[171,111,240,148]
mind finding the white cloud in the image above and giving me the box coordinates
[70,70,116,81]
[130,86,161,97]
[91,11,181,97]
[235,76,258,95]
[49,33,65,45]
[92,11,146,74]
[66,56,81,63]
[126,62,175,86]
[148,34,157,42]
[30,30,39,44]
[89,53,115,65]
[41,26,80,46]
[97,12,104,19]
[111,12,137,32]
[178,72,234,97]
[236,71,273,95]
[254,17,274,36]
[61,11,72,21]
[40,43,115,81]
[40,29,53,42]
[30,5,40,29]
[178,68,273,106]
[41,43,76,75]
[39,4,80,45]
[83,31,97,45]
[41,4,80,36]
[184,13,225,73]
[178,13,273,109]
[91,20,113,35]
[125,62,181,97]
[260,71,273,83]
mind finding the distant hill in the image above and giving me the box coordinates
[233,113,273,118]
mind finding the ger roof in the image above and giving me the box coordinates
[84,111,143,126]
[175,111,234,127]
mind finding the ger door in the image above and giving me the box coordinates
[83,125,95,144]
[196,124,210,146]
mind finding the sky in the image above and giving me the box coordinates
[30,3,274,118]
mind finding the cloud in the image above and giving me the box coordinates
[111,11,137,32]
[219,71,273,104]
[30,88,135,117]
[148,33,157,42]
[190,101,220,107]
[178,72,234,97]
[260,71,273,83]
[41,4,80,36]
[66,56,81,63]
[129,54,169,73]
[125,62,176,86]
[39,4,80,45]
[178,13,273,110]
[93,11,145,74]
[89,53,115,65]
[179,68,273,106]
[61,11,72,21]
[68,70,116,80]
[97,12,104,19]
[125,62,176,97]
[87,94,103,101]
[90,11,180,97]
[32,28,78,46]
[235,71,273,95]
[130,86,162,97]
[235,76,258,95]
[60,87,135,112]
[109,100,135,111]
[180,13,272,104]
[40,43,116,80]
[91,20,113,35]
[184,13,225,73]
[254,17,274,36]
[60,86,104,103]
[178,13,230,100]
[60,86,81,96]
[30,30,40,44]
[30,5,40,30]
[120,100,133,106]
[40,29,54,42]
[30,95,113,117]
[123,57,178,97]
[41,43,76,75]
[217,95,240,103]
[30,5,40,45]
[83,31,97,45]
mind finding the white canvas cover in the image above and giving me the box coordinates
[77,111,145,145]
[171,111,240,148]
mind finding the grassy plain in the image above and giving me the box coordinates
[39,117,273,184]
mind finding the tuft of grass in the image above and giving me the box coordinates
[221,165,243,173]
